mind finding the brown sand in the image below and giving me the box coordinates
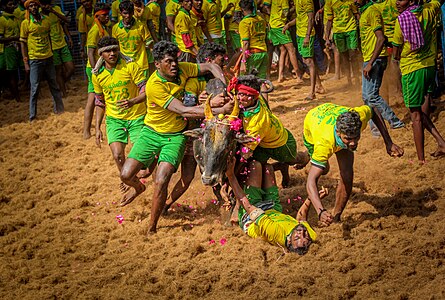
[0,77,444,299]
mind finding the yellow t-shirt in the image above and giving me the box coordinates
[112,19,150,71]
[242,96,288,150]
[202,0,223,36]
[86,23,109,68]
[295,0,315,37]
[303,103,372,168]
[239,13,267,52]
[134,5,150,23]
[144,62,200,133]
[324,0,357,33]
[247,211,317,248]
[175,8,197,54]
[373,0,398,43]
[190,9,204,46]
[222,0,240,32]
[166,0,181,18]
[0,13,20,53]
[111,0,123,22]
[20,15,53,60]
[147,2,161,34]
[265,0,289,28]
[185,76,207,97]
[359,3,388,62]
[13,5,26,24]
[77,11,94,34]
[43,6,67,50]
[392,0,439,75]
[92,60,147,120]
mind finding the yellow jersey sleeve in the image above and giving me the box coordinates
[353,105,372,131]
[78,12,94,34]
[295,0,315,37]
[111,0,121,22]
[324,0,333,21]
[47,6,67,50]
[20,18,53,60]
[359,6,387,62]
[239,15,267,51]
[166,0,180,17]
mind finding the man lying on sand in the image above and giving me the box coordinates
[226,157,326,255]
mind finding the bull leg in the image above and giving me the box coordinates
[271,162,290,188]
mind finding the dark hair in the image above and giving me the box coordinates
[336,111,362,137]
[239,0,254,11]
[286,225,313,256]
[196,42,226,64]
[237,75,261,92]
[0,0,14,7]
[152,41,179,62]
[39,0,51,5]
[97,36,119,49]
[94,2,110,13]
[119,0,134,13]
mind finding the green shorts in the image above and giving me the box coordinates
[238,185,282,227]
[128,125,187,170]
[245,51,268,79]
[0,53,5,70]
[333,30,358,53]
[3,46,20,70]
[268,27,292,46]
[296,35,315,58]
[229,31,241,50]
[105,115,145,145]
[171,35,177,45]
[53,45,73,66]
[253,129,297,164]
[86,67,94,93]
[401,66,435,108]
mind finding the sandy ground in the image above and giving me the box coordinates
[0,74,444,299]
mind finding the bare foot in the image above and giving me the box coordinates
[230,207,239,226]
[146,227,156,235]
[119,182,131,194]
[315,85,326,94]
[278,77,285,83]
[280,166,290,188]
[304,93,316,100]
[83,131,91,139]
[120,184,146,206]
[327,75,340,81]
[431,147,445,158]
[293,151,310,170]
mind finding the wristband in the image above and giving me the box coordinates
[249,208,265,222]
[318,208,327,220]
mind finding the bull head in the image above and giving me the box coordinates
[184,85,252,186]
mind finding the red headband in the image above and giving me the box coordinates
[227,77,260,97]
[94,9,109,18]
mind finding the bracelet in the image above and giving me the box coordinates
[318,208,327,220]
[241,59,246,63]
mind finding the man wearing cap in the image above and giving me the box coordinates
[20,0,64,122]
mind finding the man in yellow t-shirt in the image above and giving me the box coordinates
[146,0,161,43]
[20,0,64,122]
[228,75,309,187]
[225,157,317,255]
[264,0,302,83]
[112,1,150,75]
[166,0,181,43]
[303,103,403,226]
[392,0,445,162]
[202,0,224,45]
[13,0,26,23]
[93,36,147,193]
[324,0,359,86]
[175,0,198,61]
[119,41,232,234]
[111,0,123,23]
[40,0,75,98]
[238,0,268,79]
[77,0,94,60]
[357,0,404,135]
[0,0,21,102]
[83,3,110,139]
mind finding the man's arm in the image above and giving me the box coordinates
[166,97,233,118]
[325,19,333,48]
[363,29,385,79]
[94,95,105,148]
[87,47,96,68]
[62,23,73,48]
[197,63,226,84]
[371,107,404,157]
[147,19,159,43]
[166,15,175,33]
[226,157,257,215]
[304,12,314,47]
[20,41,29,70]
[306,165,333,225]
[46,6,69,23]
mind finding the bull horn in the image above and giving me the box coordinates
[205,93,214,120]
[229,94,240,120]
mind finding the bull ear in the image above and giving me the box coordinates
[235,132,256,143]
[205,94,214,120]
[184,128,204,139]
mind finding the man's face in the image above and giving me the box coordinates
[81,0,92,9]
[155,54,179,79]
[97,11,110,25]
[396,0,413,13]
[101,48,119,65]
[182,0,192,11]
[290,225,312,251]
[192,0,202,10]
[237,92,257,108]
[338,131,361,151]
[120,9,133,24]
[3,1,15,13]
[28,2,40,15]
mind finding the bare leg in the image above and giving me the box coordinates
[418,105,445,158]
[340,51,352,85]
[409,108,426,162]
[349,49,361,86]
[120,158,146,206]
[109,142,130,193]
[278,45,287,82]
[147,162,176,233]
[83,92,95,139]
[284,43,303,82]
[271,162,290,188]
[333,45,341,80]
[64,61,75,81]
[333,150,354,221]
[164,155,197,213]
[304,57,316,100]
[8,70,21,102]
[55,65,66,97]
